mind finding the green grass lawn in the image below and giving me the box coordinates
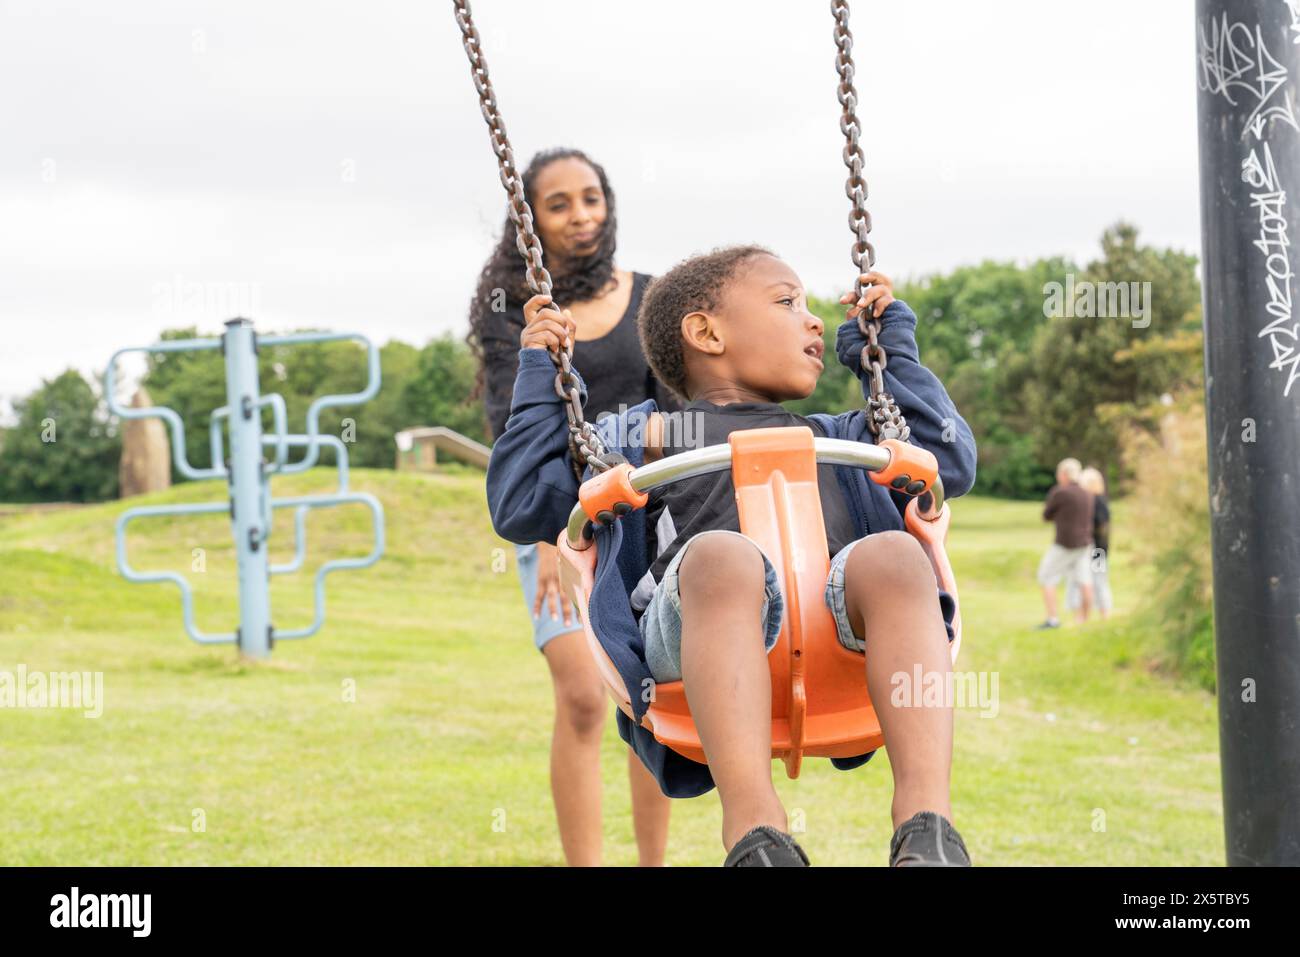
[0,467,1223,865]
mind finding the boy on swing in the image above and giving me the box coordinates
[488,245,976,867]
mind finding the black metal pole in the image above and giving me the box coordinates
[1196,0,1300,865]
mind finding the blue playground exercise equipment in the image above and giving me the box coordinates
[105,318,385,658]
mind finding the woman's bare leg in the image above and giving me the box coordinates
[541,629,607,866]
[627,749,670,866]
[543,628,672,865]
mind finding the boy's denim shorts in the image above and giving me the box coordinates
[640,530,871,684]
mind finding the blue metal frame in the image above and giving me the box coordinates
[105,318,385,657]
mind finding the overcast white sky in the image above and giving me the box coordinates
[0,0,1201,419]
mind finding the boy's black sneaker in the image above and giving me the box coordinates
[888,811,971,867]
[723,826,811,867]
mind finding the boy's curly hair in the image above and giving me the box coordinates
[637,244,773,401]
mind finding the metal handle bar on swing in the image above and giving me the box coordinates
[564,437,945,550]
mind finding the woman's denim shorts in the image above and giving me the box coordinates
[639,530,870,683]
[515,542,583,652]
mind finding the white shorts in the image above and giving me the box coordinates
[1037,544,1091,588]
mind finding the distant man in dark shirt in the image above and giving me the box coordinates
[1036,457,1095,628]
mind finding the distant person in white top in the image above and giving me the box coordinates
[1067,467,1112,620]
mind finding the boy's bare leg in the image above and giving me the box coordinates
[627,749,670,866]
[843,531,953,830]
[677,534,786,851]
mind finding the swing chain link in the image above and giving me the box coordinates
[832,0,910,443]
[453,0,615,480]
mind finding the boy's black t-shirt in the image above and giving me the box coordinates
[630,399,860,616]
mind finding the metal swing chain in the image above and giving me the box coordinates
[832,0,909,442]
[452,0,616,480]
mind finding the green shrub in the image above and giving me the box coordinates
[1120,394,1215,690]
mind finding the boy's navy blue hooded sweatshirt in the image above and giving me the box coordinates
[486,300,977,798]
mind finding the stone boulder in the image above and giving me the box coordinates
[119,387,172,497]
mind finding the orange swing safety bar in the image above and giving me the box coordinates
[556,425,962,779]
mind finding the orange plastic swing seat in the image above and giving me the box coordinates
[557,426,961,779]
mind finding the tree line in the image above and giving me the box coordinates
[0,222,1203,505]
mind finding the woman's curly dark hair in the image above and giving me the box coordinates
[637,244,773,401]
[466,148,618,398]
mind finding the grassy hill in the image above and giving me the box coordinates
[0,467,1223,865]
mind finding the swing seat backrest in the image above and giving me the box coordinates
[557,425,960,779]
